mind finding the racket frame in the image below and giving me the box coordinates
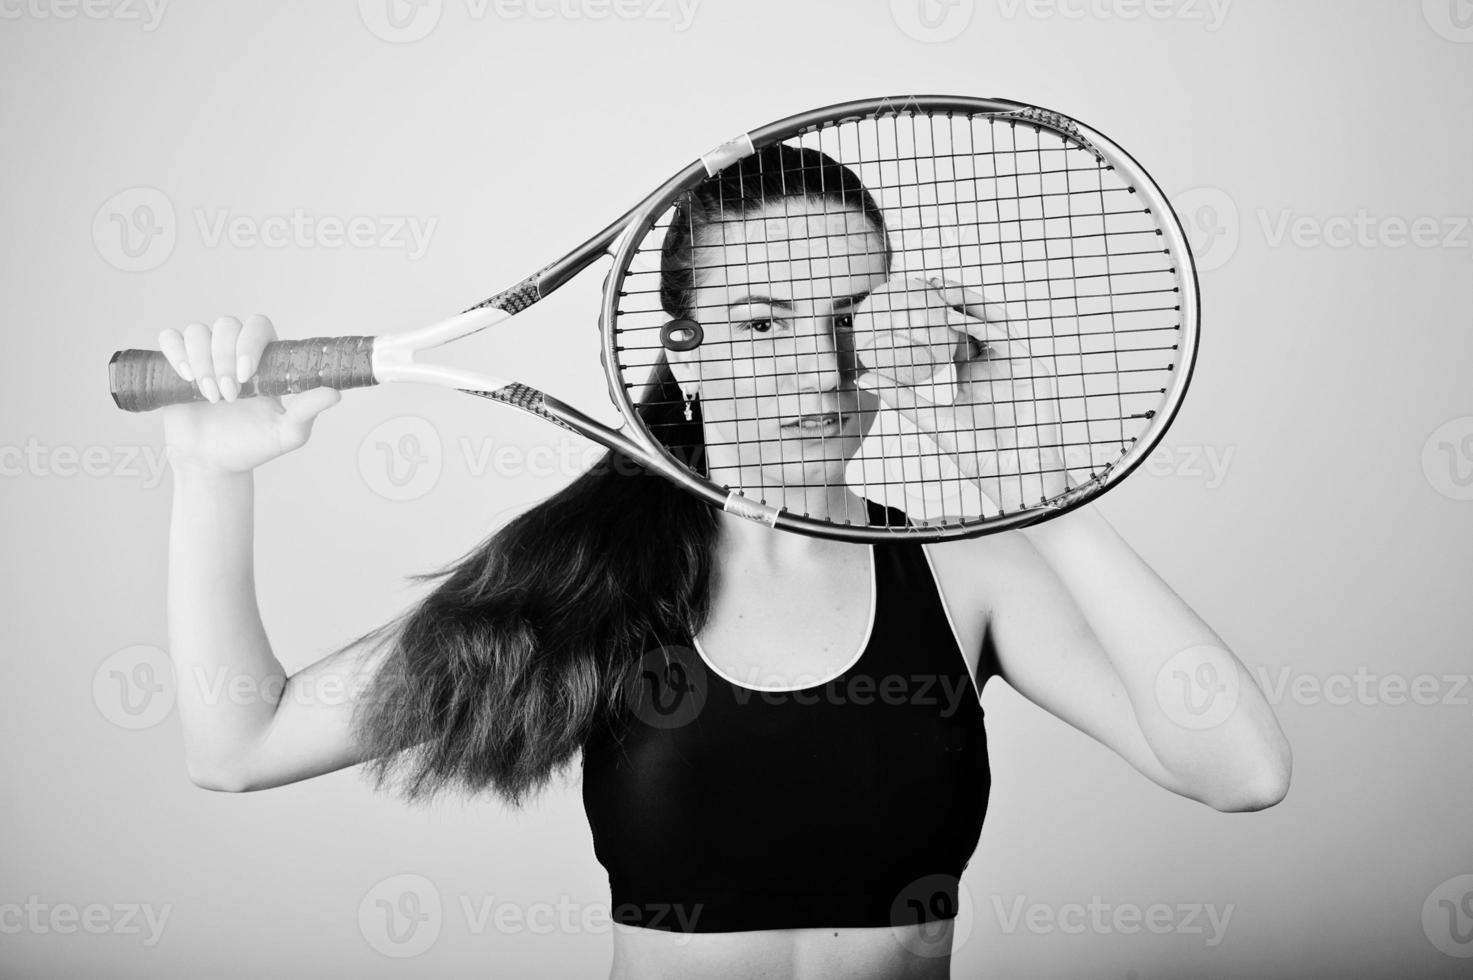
[597,95,1201,542]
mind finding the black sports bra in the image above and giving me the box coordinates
[580,501,996,933]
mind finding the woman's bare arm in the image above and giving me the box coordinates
[974,509,1291,812]
[156,314,390,792]
[169,464,391,792]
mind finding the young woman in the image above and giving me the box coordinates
[158,145,1291,980]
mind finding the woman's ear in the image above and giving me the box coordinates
[665,349,701,397]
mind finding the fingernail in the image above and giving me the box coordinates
[219,376,239,401]
[236,356,252,384]
[178,362,193,382]
[199,376,220,403]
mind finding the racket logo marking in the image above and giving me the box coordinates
[699,133,756,177]
[721,492,781,527]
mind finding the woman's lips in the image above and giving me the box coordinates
[782,412,844,431]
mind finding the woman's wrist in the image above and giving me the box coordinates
[168,452,255,489]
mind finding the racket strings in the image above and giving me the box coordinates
[612,110,1183,529]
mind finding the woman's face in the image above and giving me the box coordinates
[681,195,888,494]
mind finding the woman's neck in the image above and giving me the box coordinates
[713,487,872,570]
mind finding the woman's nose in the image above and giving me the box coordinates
[788,317,857,392]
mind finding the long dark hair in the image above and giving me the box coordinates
[348,143,890,807]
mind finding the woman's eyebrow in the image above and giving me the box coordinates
[727,295,790,311]
[831,289,874,311]
[727,289,874,312]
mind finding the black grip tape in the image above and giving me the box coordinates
[109,336,376,412]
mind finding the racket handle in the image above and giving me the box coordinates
[108,336,376,412]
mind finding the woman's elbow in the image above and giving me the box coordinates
[186,756,255,793]
[1204,750,1292,813]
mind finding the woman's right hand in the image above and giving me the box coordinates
[158,315,342,474]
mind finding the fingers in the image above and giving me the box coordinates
[927,277,988,311]
[210,316,242,401]
[926,279,1037,366]
[925,277,1041,352]
[237,314,276,384]
[182,322,219,403]
[276,387,341,430]
[927,277,1011,323]
[158,327,190,381]
[158,314,280,405]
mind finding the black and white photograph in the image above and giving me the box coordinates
[3,1,1470,977]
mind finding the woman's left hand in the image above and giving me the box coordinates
[854,276,1072,514]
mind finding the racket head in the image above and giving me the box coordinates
[602,95,1200,543]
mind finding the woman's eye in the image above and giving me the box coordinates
[834,313,854,332]
[743,318,775,334]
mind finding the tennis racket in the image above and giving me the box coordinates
[108,95,1199,543]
